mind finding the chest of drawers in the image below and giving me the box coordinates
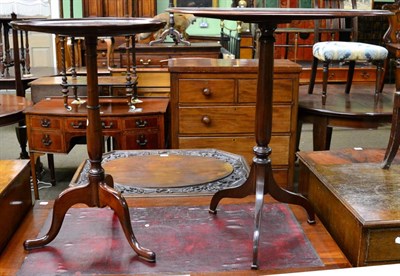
[169,58,302,189]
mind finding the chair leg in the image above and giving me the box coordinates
[308,57,319,94]
[321,60,331,105]
[47,154,56,186]
[382,91,400,169]
[378,56,389,93]
[345,61,355,94]
[312,117,332,151]
[374,60,385,95]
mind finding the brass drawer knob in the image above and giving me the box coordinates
[201,115,211,125]
[70,121,85,129]
[135,119,148,128]
[102,121,114,129]
[139,59,151,65]
[41,135,52,147]
[136,135,148,146]
[202,88,211,96]
[40,119,51,128]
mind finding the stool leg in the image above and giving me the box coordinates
[374,60,385,94]
[345,61,355,94]
[308,57,318,94]
[321,60,331,105]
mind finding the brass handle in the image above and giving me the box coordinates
[41,135,52,147]
[139,59,151,65]
[136,135,148,147]
[201,115,211,125]
[102,121,114,129]
[135,119,148,128]
[202,88,211,96]
[40,119,51,128]
[70,121,85,129]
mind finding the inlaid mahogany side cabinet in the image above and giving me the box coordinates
[24,97,169,199]
[169,58,302,190]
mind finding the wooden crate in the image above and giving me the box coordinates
[297,148,400,266]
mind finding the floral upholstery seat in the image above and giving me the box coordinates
[313,41,388,62]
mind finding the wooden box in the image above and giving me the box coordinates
[0,160,32,253]
[297,149,400,266]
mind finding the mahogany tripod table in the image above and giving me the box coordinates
[168,7,392,269]
[11,18,166,262]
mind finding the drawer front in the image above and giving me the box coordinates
[178,79,235,103]
[366,228,400,263]
[66,118,119,131]
[238,79,294,103]
[178,135,290,166]
[124,116,160,130]
[29,116,61,130]
[179,106,291,134]
[29,131,64,152]
[124,131,161,149]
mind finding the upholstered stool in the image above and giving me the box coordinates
[308,41,388,105]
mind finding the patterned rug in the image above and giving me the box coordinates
[18,203,323,275]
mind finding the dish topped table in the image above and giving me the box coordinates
[10,17,166,263]
[167,7,392,269]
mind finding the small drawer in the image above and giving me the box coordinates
[124,116,160,130]
[29,116,61,130]
[238,79,294,103]
[178,79,235,103]
[29,131,64,152]
[366,228,400,263]
[123,131,161,149]
[66,118,119,131]
[179,105,291,134]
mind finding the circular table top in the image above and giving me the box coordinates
[0,94,31,126]
[103,155,234,188]
[10,17,166,37]
[166,7,392,23]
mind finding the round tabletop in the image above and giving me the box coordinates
[0,94,31,126]
[10,17,166,37]
[166,7,392,23]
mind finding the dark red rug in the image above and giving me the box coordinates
[18,203,323,275]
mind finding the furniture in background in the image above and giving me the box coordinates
[0,159,32,254]
[297,148,400,266]
[169,58,301,190]
[296,0,391,151]
[0,94,31,159]
[25,97,169,200]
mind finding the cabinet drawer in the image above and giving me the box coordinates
[366,228,400,263]
[238,79,294,103]
[124,116,160,130]
[178,135,290,166]
[179,106,291,134]
[29,131,64,152]
[29,116,61,130]
[124,131,161,149]
[179,79,235,103]
[65,118,119,131]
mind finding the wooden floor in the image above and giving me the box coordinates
[0,195,350,276]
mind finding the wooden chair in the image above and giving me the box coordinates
[296,0,392,151]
